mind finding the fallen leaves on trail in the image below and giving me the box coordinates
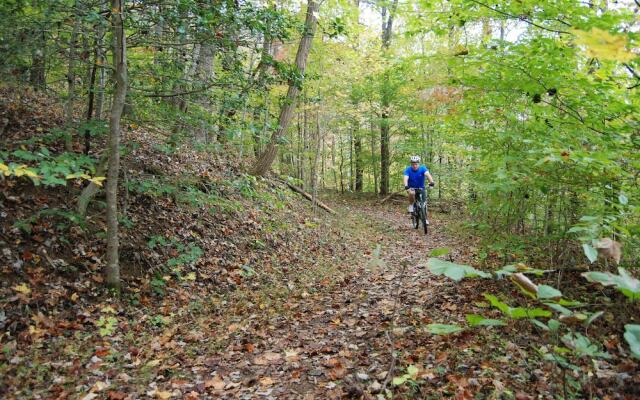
[253,351,282,365]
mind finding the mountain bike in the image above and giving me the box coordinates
[410,187,429,234]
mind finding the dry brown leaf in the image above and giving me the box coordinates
[328,364,347,380]
[155,390,173,399]
[107,391,127,400]
[205,375,225,390]
[285,349,300,362]
[259,377,274,386]
[594,238,622,265]
[510,273,538,297]
[254,351,281,365]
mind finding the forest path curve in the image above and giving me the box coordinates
[202,197,474,399]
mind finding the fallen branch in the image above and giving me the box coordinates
[284,182,336,215]
[380,190,404,204]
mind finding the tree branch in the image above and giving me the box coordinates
[467,0,572,35]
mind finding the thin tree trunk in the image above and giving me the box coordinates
[354,119,363,192]
[85,46,98,154]
[30,28,46,90]
[250,0,319,176]
[195,42,215,143]
[95,15,107,120]
[379,0,398,195]
[370,108,378,194]
[64,11,80,152]
[311,110,322,215]
[77,153,108,216]
[339,136,345,193]
[105,0,128,291]
[349,126,354,191]
[332,136,338,190]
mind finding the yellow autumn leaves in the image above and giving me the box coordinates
[0,161,105,186]
[0,163,37,178]
[573,28,636,63]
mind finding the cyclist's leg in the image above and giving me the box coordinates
[407,189,415,212]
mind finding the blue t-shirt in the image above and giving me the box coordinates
[404,165,429,188]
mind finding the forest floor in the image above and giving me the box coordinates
[1,89,638,399]
[4,189,637,399]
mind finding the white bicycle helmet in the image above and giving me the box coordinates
[409,155,421,163]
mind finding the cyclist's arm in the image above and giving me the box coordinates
[425,171,435,185]
[403,174,409,188]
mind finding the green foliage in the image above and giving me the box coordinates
[465,314,506,327]
[426,258,490,281]
[392,365,420,386]
[484,294,552,319]
[537,285,563,300]
[150,276,167,297]
[582,268,640,301]
[561,332,610,360]
[1,149,101,187]
[14,208,85,234]
[426,323,464,335]
[167,245,203,268]
[95,316,118,337]
[428,247,450,257]
[624,325,640,360]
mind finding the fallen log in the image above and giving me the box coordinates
[284,182,336,215]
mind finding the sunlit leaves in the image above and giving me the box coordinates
[573,28,635,63]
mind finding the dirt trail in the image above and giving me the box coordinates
[199,199,471,399]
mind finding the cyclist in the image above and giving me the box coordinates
[403,155,435,217]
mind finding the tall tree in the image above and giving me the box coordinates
[379,0,398,194]
[250,0,319,176]
[105,0,128,290]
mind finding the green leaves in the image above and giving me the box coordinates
[426,258,490,281]
[624,325,640,359]
[484,294,552,319]
[392,365,420,386]
[561,332,610,359]
[537,285,562,300]
[582,268,640,301]
[428,247,450,257]
[426,324,464,335]
[582,243,598,264]
[465,314,506,327]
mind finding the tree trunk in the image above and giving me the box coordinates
[30,29,46,90]
[194,43,215,143]
[95,13,107,120]
[370,107,378,193]
[250,0,319,176]
[349,125,354,191]
[311,110,322,214]
[64,11,80,152]
[77,153,108,216]
[105,0,128,291]
[354,123,363,192]
[85,46,98,154]
[339,136,345,193]
[378,0,398,195]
